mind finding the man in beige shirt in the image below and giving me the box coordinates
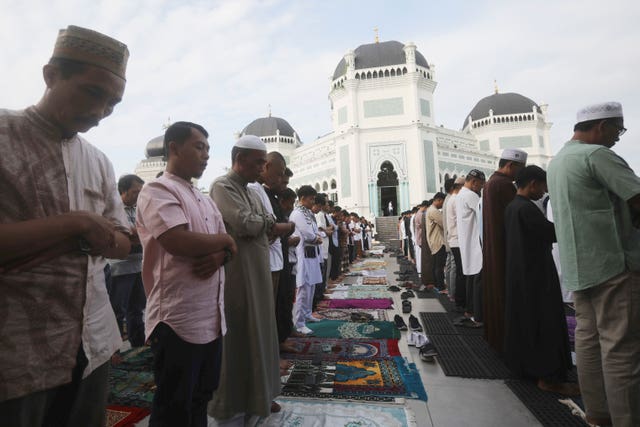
[427,192,447,291]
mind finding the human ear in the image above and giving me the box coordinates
[42,64,60,88]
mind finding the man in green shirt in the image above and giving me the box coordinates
[548,102,640,427]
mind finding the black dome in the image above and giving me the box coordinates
[464,92,541,129]
[333,40,429,80]
[145,135,164,158]
[242,116,297,138]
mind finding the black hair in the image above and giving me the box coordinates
[333,205,342,211]
[433,192,446,200]
[498,158,510,168]
[117,174,144,195]
[280,187,297,201]
[444,178,455,193]
[296,185,317,199]
[515,165,547,189]
[164,121,208,160]
[285,167,294,177]
[314,194,326,205]
[328,200,335,208]
[49,57,87,79]
[574,117,623,132]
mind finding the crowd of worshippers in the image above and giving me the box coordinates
[395,101,639,427]
[0,24,638,427]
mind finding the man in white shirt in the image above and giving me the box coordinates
[446,177,466,310]
[456,170,486,325]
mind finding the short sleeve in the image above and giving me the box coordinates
[589,147,640,202]
[136,181,188,239]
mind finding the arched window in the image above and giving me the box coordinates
[355,73,360,79]
[444,173,450,182]
[330,179,337,189]
[367,71,372,79]
[322,181,328,191]
[315,183,320,191]
[384,69,389,77]
[373,70,378,78]
[402,67,407,74]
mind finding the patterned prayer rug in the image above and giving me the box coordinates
[257,398,417,427]
[307,320,401,339]
[108,347,155,408]
[319,298,394,309]
[328,289,390,299]
[281,356,427,401]
[362,276,388,285]
[280,338,400,360]
[106,405,150,427]
[316,308,389,321]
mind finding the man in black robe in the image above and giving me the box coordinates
[504,165,578,395]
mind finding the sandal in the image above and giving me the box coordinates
[402,300,412,313]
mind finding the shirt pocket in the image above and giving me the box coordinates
[82,185,106,214]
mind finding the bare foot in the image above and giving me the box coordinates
[311,312,325,319]
[271,401,281,413]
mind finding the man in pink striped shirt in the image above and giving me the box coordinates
[136,121,236,427]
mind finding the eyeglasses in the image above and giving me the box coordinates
[608,121,627,136]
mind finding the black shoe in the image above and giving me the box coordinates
[402,300,412,313]
[419,342,437,362]
[408,314,423,331]
[387,285,401,292]
[394,314,408,331]
[405,290,415,298]
[400,291,410,300]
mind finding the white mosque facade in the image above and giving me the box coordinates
[137,39,554,218]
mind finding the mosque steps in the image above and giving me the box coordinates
[375,216,400,243]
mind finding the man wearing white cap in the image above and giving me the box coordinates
[482,148,527,353]
[209,135,294,424]
[548,102,640,427]
[0,26,131,425]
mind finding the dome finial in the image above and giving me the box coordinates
[494,79,499,94]
[162,116,172,130]
[268,104,271,117]
[374,27,379,43]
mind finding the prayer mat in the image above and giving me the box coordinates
[108,347,155,408]
[106,405,150,427]
[429,334,512,379]
[341,276,362,285]
[328,289,390,299]
[281,338,400,360]
[362,276,388,285]
[316,308,389,321]
[307,320,400,339]
[258,398,417,427]
[361,269,387,277]
[281,356,427,401]
[319,298,394,309]
[506,380,588,427]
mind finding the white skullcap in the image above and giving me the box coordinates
[500,148,527,164]
[234,135,266,151]
[576,102,623,124]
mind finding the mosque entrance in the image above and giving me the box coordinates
[377,161,399,217]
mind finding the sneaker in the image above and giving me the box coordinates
[297,326,314,335]
[419,342,438,362]
[393,315,408,331]
[412,332,429,348]
[408,314,423,331]
[406,331,416,346]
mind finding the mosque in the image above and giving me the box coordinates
[136,39,553,218]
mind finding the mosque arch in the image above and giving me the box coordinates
[376,160,399,217]
[402,67,407,74]
[384,69,389,77]
[330,179,337,189]
[322,181,328,191]
[315,183,320,191]
[367,71,372,79]
[390,69,396,77]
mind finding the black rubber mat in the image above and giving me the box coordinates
[429,334,511,379]
[506,380,588,427]
[415,289,438,299]
[420,313,457,335]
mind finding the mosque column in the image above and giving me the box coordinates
[399,181,410,212]
[368,181,379,217]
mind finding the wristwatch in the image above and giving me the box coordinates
[78,237,92,254]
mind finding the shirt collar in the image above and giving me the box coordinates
[228,170,249,188]
[25,106,66,141]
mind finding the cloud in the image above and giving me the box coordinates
[2,0,639,191]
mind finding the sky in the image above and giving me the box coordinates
[2,0,639,189]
